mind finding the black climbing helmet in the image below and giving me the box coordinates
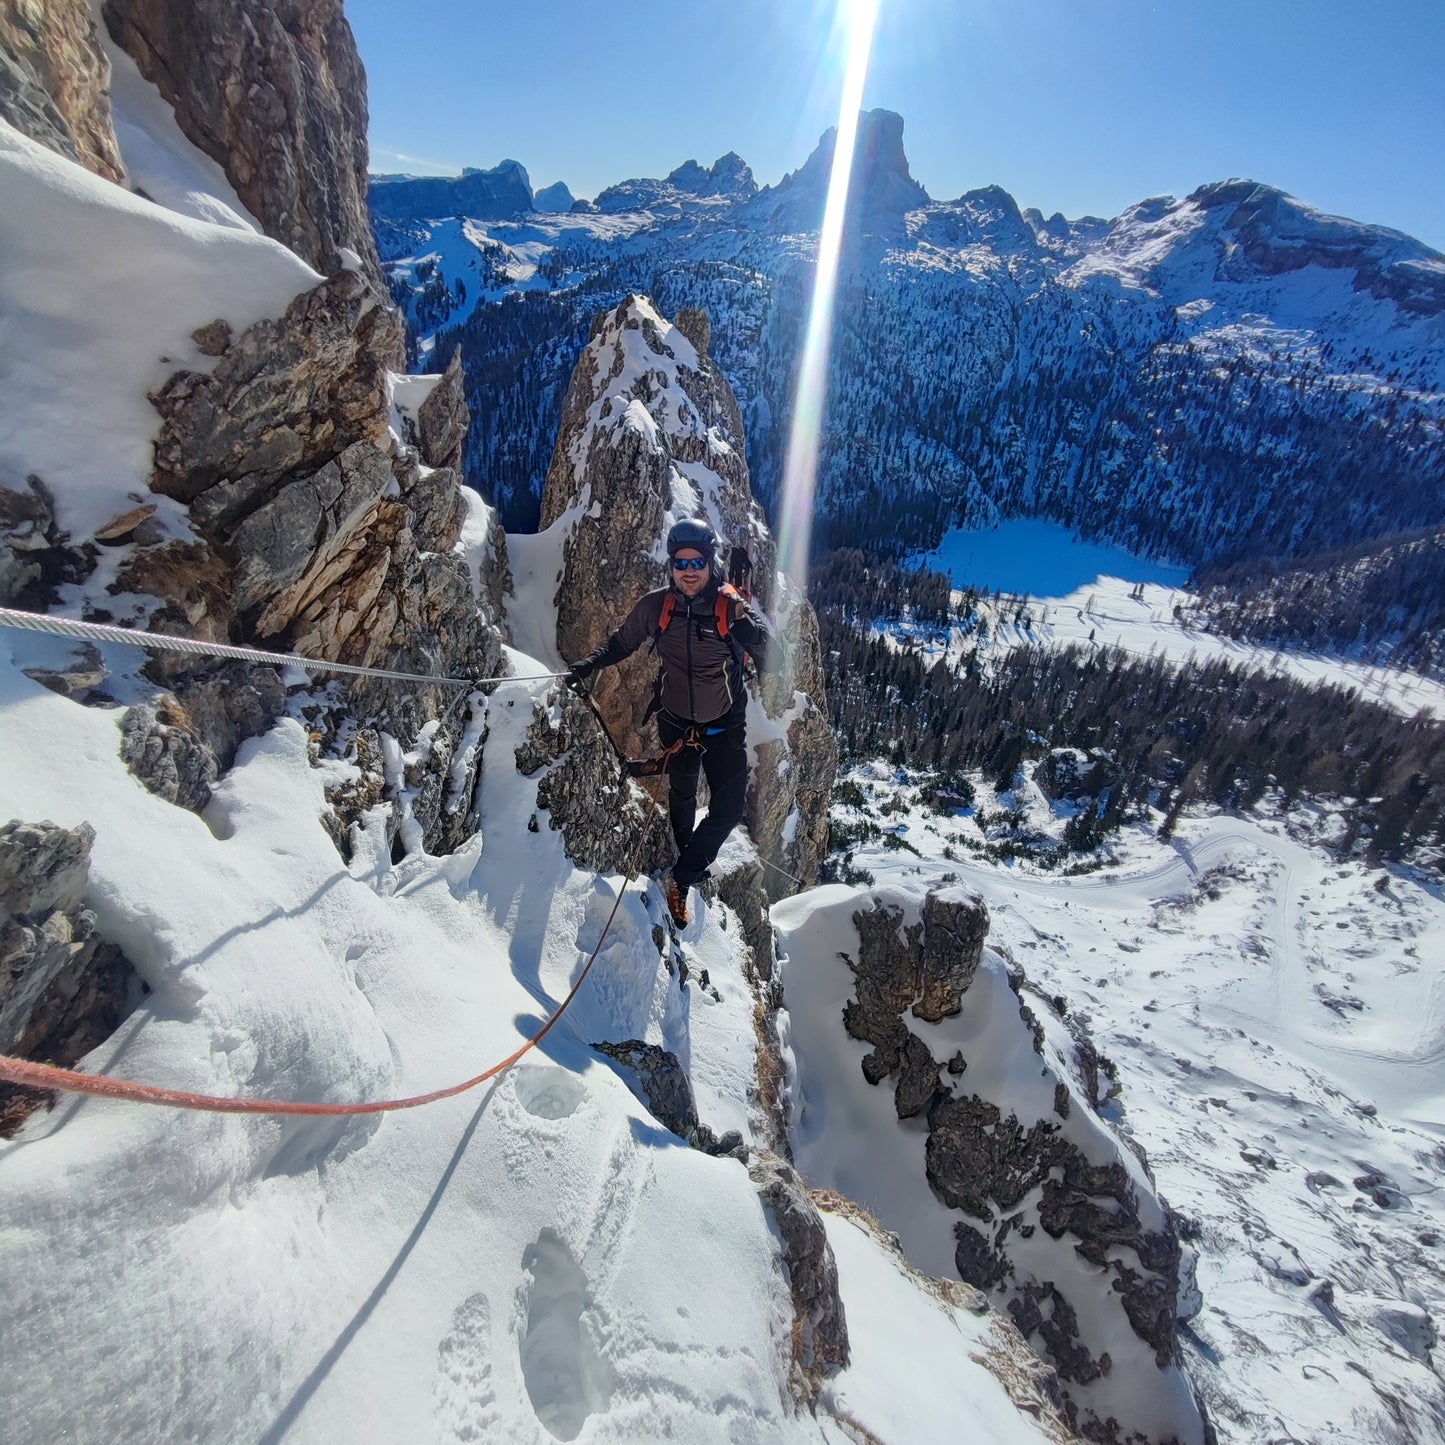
[666,516,718,563]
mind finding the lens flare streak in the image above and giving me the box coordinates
[776,0,881,595]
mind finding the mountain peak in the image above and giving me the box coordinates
[758,109,929,230]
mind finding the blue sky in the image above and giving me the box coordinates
[345,0,1445,249]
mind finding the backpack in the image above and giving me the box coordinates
[657,582,745,642]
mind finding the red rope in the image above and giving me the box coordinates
[0,782,663,1119]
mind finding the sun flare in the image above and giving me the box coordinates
[774,0,882,605]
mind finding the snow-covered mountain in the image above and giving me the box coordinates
[378,110,1445,566]
[370,158,535,223]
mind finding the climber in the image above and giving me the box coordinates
[565,517,771,929]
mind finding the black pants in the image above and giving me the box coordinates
[660,712,749,890]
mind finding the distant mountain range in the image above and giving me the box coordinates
[370,110,1445,565]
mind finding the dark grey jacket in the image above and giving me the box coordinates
[575,580,771,724]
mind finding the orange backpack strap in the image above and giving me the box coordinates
[657,592,676,632]
[715,583,742,637]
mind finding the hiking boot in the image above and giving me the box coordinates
[665,877,689,928]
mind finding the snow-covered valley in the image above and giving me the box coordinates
[816,757,1445,1441]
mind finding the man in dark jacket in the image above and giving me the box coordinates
[566,517,771,928]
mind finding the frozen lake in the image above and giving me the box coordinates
[919,519,1191,596]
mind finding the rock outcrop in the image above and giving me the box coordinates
[593,1039,744,1158]
[0,820,140,1135]
[0,475,91,609]
[838,885,1207,1445]
[0,0,506,858]
[102,0,381,283]
[0,0,124,182]
[535,294,833,893]
[132,270,504,854]
[749,1151,849,1403]
[514,690,671,880]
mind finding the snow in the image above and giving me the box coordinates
[773,877,1201,1442]
[0,118,1065,1430]
[0,120,318,540]
[909,519,1445,719]
[822,759,1445,1438]
[817,1209,1063,1444]
[102,26,260,233]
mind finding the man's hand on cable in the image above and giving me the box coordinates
[564,661,593,694]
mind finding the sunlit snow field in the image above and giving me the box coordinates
[909,519,1445,719]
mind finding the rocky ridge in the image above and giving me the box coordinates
[531,293,835,896]
[102,0,382,284]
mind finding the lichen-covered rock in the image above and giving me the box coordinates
[102,0,380,282]
[748,597,837,903]
[0,0,125,182]
[0,820,139,1136]
[749,1150,849,1401]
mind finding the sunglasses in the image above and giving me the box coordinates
[671,556,709,571]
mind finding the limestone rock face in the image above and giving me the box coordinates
[840,885,1206,1445]
[536,294,834,891]
[415,346,468,475]
[128,266,505,855]
[0,820,139,1136]
[514,690,672,880]
[0,0,125,182]
[749,1150,849,1401]
[119,666,285,812]
[149,270,400,520]
[101,0,380,283]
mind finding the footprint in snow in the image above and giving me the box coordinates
[434,1292,501,1442]
[513,1065,586,1120]
[518,1229,615,1441]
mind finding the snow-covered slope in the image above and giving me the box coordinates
[818,758,1445,1441]
[0,85,1075,1445]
